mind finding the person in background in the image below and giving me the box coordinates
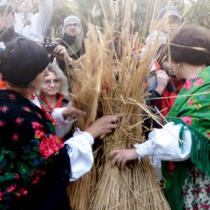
[0,37,119,210]
[110,24,210,210]
[39,63,74,139]
[60,15,85,60]
[0,5,20,43]
[13,0,53,40]
[141,6,182,57]
[147,44,185,117]
[40,63,69,112]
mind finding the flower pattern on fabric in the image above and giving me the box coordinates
[23,106,31,112]
[165,67,210,209]
[0,106,9,113]
[181,116,193,125]
[0,120,5,127]
[183,166,210,210]
[8,94,16,101]
[194,78,204,86]
[15,117,24,126]
[12,133,19,142]
[183,80,193,90]
[0,90,66,209]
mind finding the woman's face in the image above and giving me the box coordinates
[30,68,49,91]
[41,71,61,96]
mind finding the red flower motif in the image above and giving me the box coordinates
[15,193,21,198]
[7,185,17,193]
[39,135,64,159]
[23,107,31,112]
[190,73,198,80]
[182,116,192,125]
[188,99,194,106]
[35,129,45,139]
[0,192,3,201]
[15,173,20,179]
[19,188,28,196]
[194,78,204,86]
[200,204,210,209]
[9,94,16,100]
[183,80,192,90]
[15,117,23,125]
[169,161,176,171]
[39,138,55,159]
[12,134,19,141]
[0,106,8,113]
[0,120,5,127]
[31,175,40,184]
[32,122,43,130]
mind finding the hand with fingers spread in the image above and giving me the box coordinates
[62,101,86,120]
[109,148,138,170]
[85,114,121,139]
[155,70,169,95]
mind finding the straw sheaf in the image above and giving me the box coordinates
[67,0,172,209]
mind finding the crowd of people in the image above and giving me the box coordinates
[0,1,210,210]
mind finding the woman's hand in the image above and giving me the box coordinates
[62,102,86,120]
[109,149,138,170]
[85,114,121,139]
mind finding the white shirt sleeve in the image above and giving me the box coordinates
[134,122,192,161]
[51,107,74,138]
[64,129,94,182]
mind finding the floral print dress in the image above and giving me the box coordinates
[0,90,71,210]
[162,67,210,210]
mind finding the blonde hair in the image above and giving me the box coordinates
[47,63,69,96]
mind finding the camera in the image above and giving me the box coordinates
[43,37,59,54]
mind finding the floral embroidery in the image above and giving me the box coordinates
[0,120,5,127]
[8,94,16,101]
[32,122,43,130]
[7,185,17,193]
[194,78,204,86]
[0,106,9,113]
[188,99,194,106]
[183,80,192,90]
[182,116,193,125]
[12,133,19,141]
[190,73,198,80]
[39,135,64,159]
[196,104,202,110]
[35,130,45,139]
[199,95,206,100]
[23,107,31,112]
[15,117,24,125]
[205,130,210,138]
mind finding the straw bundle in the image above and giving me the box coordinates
[67,0,171,209]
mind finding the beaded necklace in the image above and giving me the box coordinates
[31,93,56,126]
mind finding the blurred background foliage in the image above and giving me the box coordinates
[49,0,210,38]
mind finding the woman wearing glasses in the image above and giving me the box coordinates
[39,63,74,139]
[0,37,119,210]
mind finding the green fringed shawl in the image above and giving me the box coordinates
[162,66,210,210]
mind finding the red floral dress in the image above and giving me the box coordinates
[0,90,71,210]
